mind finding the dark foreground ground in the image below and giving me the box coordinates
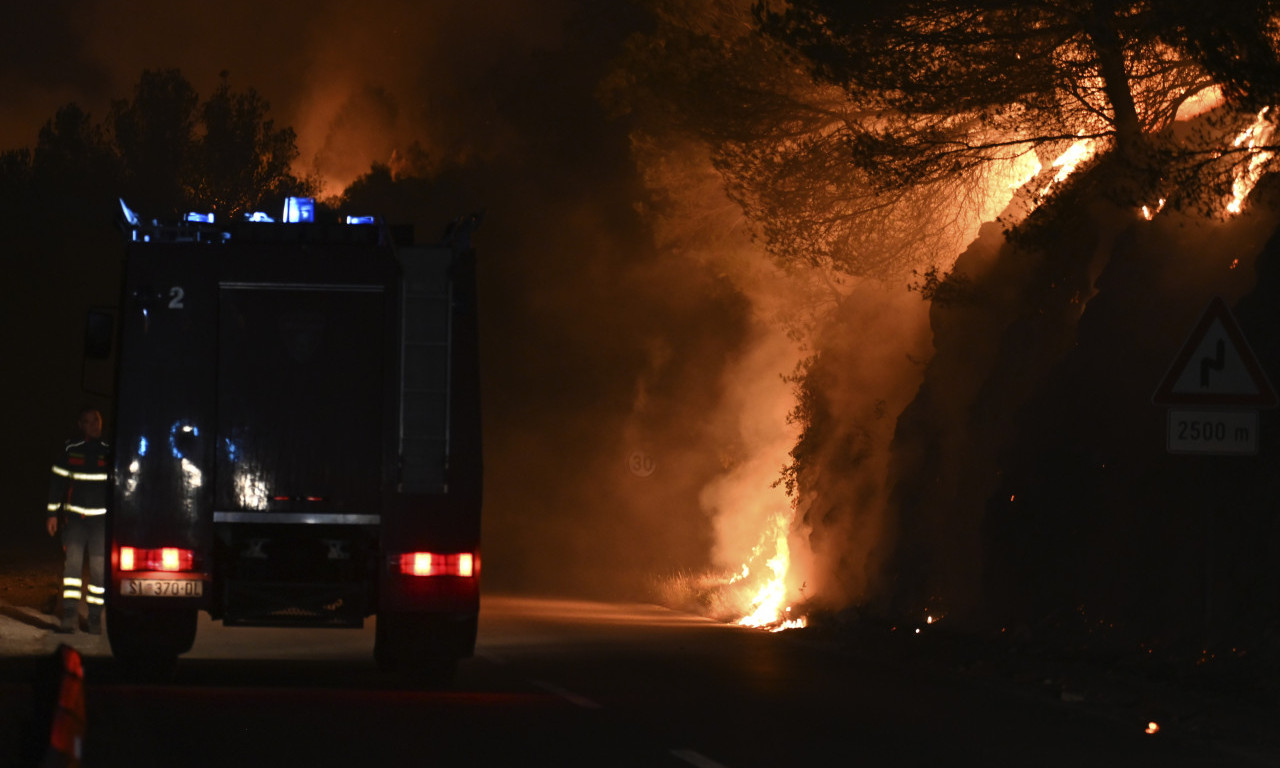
[1,520,1276,765]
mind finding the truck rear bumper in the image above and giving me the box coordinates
[379,571,480,615]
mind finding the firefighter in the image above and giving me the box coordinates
[47,407,111,634]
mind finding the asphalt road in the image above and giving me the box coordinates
[0,595,1261,767]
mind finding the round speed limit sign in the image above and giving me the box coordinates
[627,451,656,478]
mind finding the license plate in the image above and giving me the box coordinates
[121,579,203,597]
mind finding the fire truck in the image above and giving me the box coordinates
[94,198,483,677]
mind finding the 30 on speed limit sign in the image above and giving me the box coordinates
[627,451,656,478]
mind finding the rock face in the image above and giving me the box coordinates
[881,180,1280,651]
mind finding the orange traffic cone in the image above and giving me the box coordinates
[42,644,85,768]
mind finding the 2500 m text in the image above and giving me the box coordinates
[1176,419,1248,442]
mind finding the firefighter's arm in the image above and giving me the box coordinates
[47,451,68,536]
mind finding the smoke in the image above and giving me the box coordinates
[0,1,957,614]
[788,284,933,611]
[697,327,800,572]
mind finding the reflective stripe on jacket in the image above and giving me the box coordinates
[48,439,111,518]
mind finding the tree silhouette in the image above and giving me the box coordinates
[109,69,198,217]
[757,0,1280,206]
[0,68,314,228]
[191,72,312,218]
[610,1,1280,279]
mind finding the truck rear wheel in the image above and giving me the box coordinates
[107,604,198,673]
[374,612,467,685]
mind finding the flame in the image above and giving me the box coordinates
[1226,108,1275,216]
[1140,198,1165,220]
[735,512,807,631]
[1040,138,1098,197]
[1145,721,1160,735]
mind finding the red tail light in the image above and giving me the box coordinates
[118,546,196,572]
[395,552,477,577]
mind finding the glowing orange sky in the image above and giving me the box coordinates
[0,1,573,193]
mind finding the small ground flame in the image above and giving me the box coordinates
[735,512,807,632]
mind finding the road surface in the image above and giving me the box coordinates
[0,595,1261,767]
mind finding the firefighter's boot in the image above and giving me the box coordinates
[56,601,77,634]
[86,606,103,635]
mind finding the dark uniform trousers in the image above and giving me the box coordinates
[59,513,106,623]
[48,438,110,630]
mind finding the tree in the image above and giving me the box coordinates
[609,0,1045,281]
[756,0,1280,208]
[109,69,198,217]
[105,69,314,219]
[191,73,314,218]
[30,103,120,219]
[612,2,1280,281]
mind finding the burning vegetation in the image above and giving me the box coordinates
[6,2,1280,675]
[610,0,1280,656]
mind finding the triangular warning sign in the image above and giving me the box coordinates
[1152,297,1277,406]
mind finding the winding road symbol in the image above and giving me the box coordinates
[1152,297,1277,407]
[1200,339,1225,388]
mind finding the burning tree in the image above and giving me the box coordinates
[617,1,1280,281]
[757,0,1280,217]
[608,0,995,282]
[749,0,1280,636]
[609,0,1280,631]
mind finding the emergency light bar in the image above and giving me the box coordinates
[283,196,315,223]
[118,196,379,245]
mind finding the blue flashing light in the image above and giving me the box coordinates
[138,436,148,457]
[186,211,214,223]
[244,211,275,223]
[119,198,139,226]
[283,196,315,223]
[168,421,199,459]
[345,215,376,225]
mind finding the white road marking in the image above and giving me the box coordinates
[530,679,601,709]
[670,748,729,768]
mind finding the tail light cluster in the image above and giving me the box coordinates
[394,552,477,578]
[118,546,197,572]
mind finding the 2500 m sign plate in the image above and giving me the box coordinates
[1167,409,1259,455]
[120,578,203,597]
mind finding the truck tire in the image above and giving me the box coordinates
[107,604,198,673]
[374,613,462,685]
